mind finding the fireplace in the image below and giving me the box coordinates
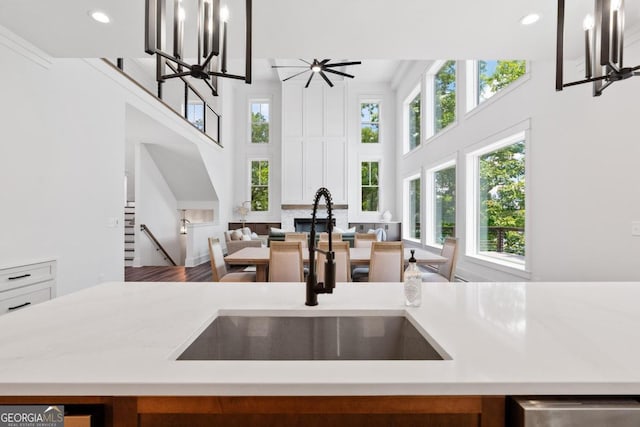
[294,217,336,233]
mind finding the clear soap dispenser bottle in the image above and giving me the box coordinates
[404,249,422,306]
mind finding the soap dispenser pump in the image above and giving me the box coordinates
[404,249,422,306]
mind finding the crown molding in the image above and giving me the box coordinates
[0,25,52,69]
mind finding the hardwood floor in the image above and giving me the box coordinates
[125,263,213,282]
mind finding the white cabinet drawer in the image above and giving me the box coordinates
[0,261,55,293]
[0,285,52,315]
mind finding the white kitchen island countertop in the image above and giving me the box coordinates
[0,281,639,396]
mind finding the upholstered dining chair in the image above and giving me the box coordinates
[368,241,404,282]
[354,232,377,248]
[269,241,304,282]
[316,241,351,283]
[284,232,309,248]
[208,238,256,282]
[352,232,379,281]
[422,237,459,282]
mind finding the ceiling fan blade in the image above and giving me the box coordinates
[283,69,311,82]
[320,59,331,65]
[305,72,315,88]
[324,68,355,79]
[324,61,362,68]
[632,65,640,71]
[299,59,312,65]
[272,65,309,68]
[634,72,640,76]
[319,71,334,87]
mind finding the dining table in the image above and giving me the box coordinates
[224,246,448,282]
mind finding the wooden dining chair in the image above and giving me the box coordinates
[318,232,343,242]
[422,237,459,282]
[316,241,351,283]
[368,241,404,282]
[284,232,309,248]
[352,233,379,280]
[269,241,304,282]
[208,238,256,282]
[354,232,377,248]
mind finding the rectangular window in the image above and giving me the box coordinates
[250,102,270,143]
[478,60,526,104]
[407,92,421,151]
[186,102,204,131]
[428,163,456,246]
[404,175,421,240]
[361,161,379,212]
[360,102,380,143]
[250,160,269,211]
[433,61,456,134]
[467,60,526,110]
[468,133,526,268]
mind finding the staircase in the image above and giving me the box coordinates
[124,201,136,267]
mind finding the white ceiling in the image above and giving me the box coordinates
[2,0,639,82]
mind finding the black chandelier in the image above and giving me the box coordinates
[145,0,252,97]
[556,0,640,96]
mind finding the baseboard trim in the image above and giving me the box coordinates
[185,253,209,268]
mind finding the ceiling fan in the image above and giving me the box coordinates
[272,59,362,88]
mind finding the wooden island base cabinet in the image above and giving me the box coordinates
[0,396,505,427]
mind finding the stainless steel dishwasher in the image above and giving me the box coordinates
[510,398,640,427]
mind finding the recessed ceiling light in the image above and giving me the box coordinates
[89,10,111,24]
[520,13,541,26]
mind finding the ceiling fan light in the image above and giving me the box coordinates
[311,65,322,73]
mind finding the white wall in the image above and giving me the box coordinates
[136,144,181,266]
[0,26,236,292]
[231,81,283,223]
[0,30,124,295]
[232,79,397,228]
[394,56,640,282]
[346,81,397,223]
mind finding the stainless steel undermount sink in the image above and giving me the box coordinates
[177,312,449,361]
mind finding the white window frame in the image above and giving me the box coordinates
[359,99,382,144]
[403,172,422,242]
[425,157,457,248]
[402,85,422,154]
[465,123,530,275]
[465,60,530,113]
[425,60,457,140]
[248,157,271,213]
[359,157,382,215]
[184,100,205,131]
[248,98,271,144]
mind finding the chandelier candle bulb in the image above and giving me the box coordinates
[221,6,229,73]
[584,17,593,78]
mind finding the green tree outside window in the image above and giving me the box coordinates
[434,166,456,243]
[361,103,380,143]
[478,60,526,104]
[251,102,269,143]
[434,60,456,133]
[479,141,525,256]
[409,177,421,239]
[251,160,269,211]
[408,94,421,150]
[361,161,379,211]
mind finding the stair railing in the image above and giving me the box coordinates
[140,224,177,266]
